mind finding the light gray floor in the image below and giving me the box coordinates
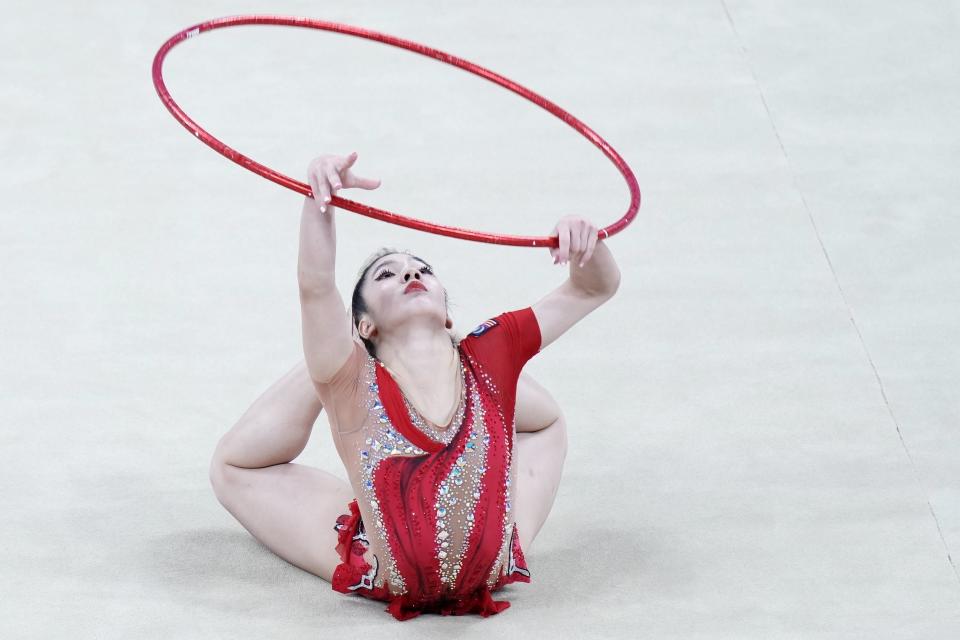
[2,1,958,638]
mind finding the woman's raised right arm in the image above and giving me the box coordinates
[297,152,381,384]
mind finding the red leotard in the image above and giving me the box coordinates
[316,307,542,620]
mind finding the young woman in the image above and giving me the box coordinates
[209,151,620,620]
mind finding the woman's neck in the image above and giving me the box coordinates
[376,325,457,383]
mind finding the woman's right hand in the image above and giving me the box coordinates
[306,152,382,214]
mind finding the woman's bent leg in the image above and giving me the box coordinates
[212,361,324,469]
[209,360,352,582]
[513,413,569,553]
[210,461,353,582]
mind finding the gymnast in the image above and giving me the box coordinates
[209,151,621,620]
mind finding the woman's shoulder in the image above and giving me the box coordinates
[458,307,541,386]
[461,307,539,352]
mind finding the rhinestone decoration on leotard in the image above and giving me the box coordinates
[400,353,467,447]
[460,350,519,588]
[433,376,489,587]
[350,342,526,597]
[355,354,430,595]
[487,413,516,588]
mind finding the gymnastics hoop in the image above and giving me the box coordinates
[152,15,640,247]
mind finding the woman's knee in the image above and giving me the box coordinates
[516,413,568,476]
[544,413,569,463]
[208,452,247,504]
[208,455,233,503]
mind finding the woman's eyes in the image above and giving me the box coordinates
[375,266,432,281]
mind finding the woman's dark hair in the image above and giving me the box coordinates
[350,247,455,358]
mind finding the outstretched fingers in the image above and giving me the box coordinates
[347,173,382,190]
[329,151,382,192]
[305,151,382,215]
[308,171,330,211]
[325,165,342,193]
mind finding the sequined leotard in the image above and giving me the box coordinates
[314,307,542,620]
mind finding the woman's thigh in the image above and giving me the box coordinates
[209,460,354,583]
[512,415,569,552]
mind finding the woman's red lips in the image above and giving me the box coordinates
[405,281,427,294]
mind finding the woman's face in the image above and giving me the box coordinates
[360,252,448,338]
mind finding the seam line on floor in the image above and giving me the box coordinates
[719,0,959,589]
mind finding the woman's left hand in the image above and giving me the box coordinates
[548,215,600,268]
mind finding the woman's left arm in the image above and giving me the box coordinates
[530,215,621,352]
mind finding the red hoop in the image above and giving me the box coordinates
[152,15,640,247]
